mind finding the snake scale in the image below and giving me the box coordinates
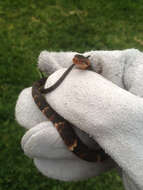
[32,54,109,162]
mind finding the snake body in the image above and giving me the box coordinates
[32,54,109,162]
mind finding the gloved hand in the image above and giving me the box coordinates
[16,49,143,190]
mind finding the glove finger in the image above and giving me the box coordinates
[38,51,62,75]
[34,157,115,181]
[38,51,77,74]
[15,87,47,129]
[21,121,76,159]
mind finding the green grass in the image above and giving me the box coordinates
[1,0,143,189]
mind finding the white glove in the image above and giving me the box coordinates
[16,49,143,190]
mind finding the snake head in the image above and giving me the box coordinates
[73,54,90,70]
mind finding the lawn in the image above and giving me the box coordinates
[0,0,143,189]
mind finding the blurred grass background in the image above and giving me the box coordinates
[0,0,143,189]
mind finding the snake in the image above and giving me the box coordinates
[32,54,109,162]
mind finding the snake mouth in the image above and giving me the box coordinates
[77,62,89,67]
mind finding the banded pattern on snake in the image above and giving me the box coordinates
[32,54,109,162]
